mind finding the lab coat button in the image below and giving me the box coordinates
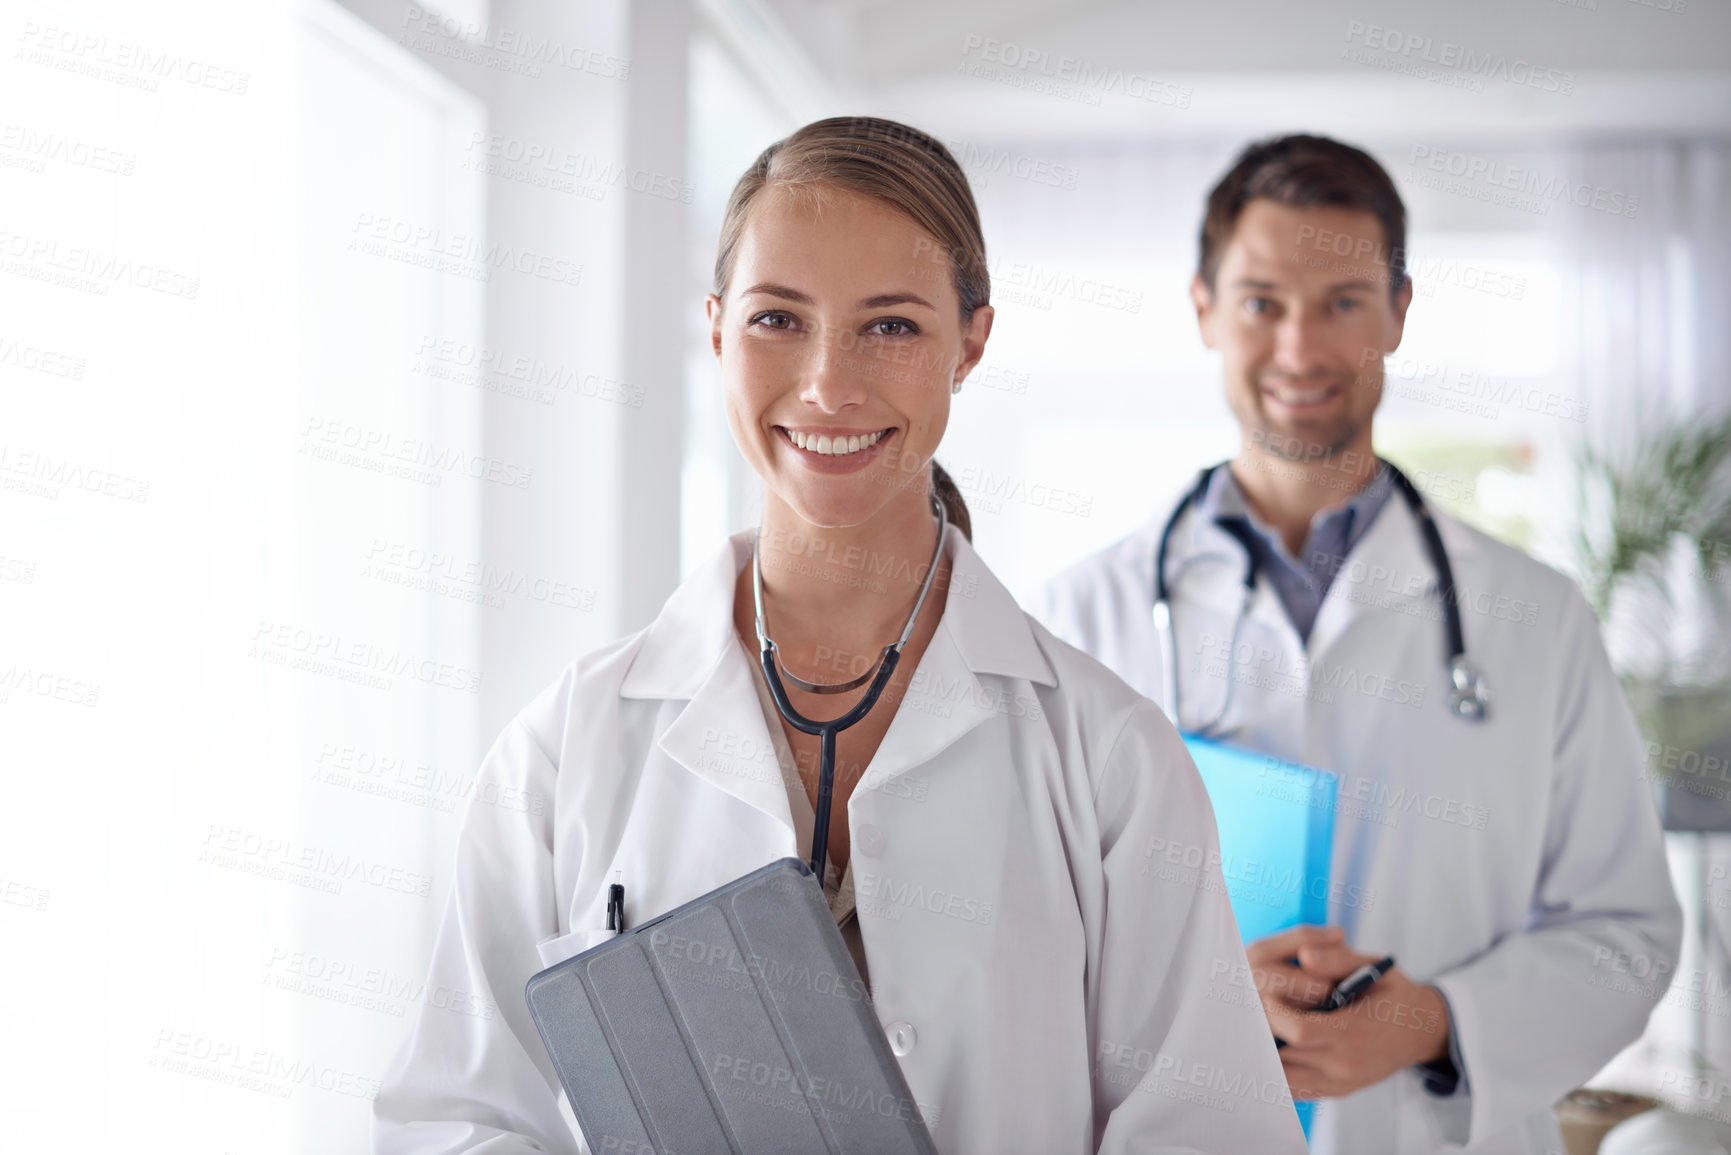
[886,1020,917,1056]
[857,823,885,856]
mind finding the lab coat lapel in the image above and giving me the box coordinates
[1165,498,1298,682]
[621,531,797,837]
[866,524,1056,787]
[1164,500,1263,620]
[657,643,799,837]
[1306,494,1438,665]
[1162,492,1321,746]
[619,523,1055,820]
[865,622,989,788]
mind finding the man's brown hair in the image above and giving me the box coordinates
[1197,134,1407,297]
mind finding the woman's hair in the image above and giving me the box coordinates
[713,116,985,540]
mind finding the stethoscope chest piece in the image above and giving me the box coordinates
[1449,656,1490,722]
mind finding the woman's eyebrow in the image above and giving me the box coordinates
[741,282,813,303]
[858,291,935,310]
[740,283,936,311]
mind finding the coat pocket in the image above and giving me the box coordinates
[534,926,617,970]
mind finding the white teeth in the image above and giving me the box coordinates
[785,429,886,456]
[1273,386,1331,405]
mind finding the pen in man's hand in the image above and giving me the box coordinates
[1274,955,1397,1049]
[1319,955,1396,1012]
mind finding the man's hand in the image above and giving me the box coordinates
[1246,925,1451,1100]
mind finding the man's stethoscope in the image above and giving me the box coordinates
[752,491,947,877]
[1152,460,1489,736]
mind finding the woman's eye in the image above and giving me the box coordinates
[868,318,917,337]
[749,311,796,330]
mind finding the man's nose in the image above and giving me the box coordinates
[1270,310,1337,377]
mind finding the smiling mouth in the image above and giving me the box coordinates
[1263,383,1341,407]
[777,427,895,457]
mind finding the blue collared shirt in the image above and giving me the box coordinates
[1198,461,1395,644]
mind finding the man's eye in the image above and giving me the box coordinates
[1244,297,1273,316]
[1335,297,1361,312]
[750,311,795,330]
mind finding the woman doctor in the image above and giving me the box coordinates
[371,116,1305,1155]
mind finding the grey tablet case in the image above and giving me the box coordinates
[525,857,939,1155]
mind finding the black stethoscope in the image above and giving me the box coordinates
[752,491,948,877]
[1152,460,1489,736]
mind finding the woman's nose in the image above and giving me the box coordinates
[799,327,870,410]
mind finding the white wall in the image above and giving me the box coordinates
[1,0,487,1147]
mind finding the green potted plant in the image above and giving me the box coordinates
[1573,412,1731,823]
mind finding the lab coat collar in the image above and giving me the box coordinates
[1152,474,1486,660]
[1147,491,1262,619]
[621,522,1055,701]
[1306,489,1485,662]
[619,522,1055,824]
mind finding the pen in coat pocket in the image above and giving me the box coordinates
[606,872,626,934]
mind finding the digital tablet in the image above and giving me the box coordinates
[525,856,939,1155]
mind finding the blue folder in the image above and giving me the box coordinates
[1183,735,1338,942]
[1183,735,1338,1144]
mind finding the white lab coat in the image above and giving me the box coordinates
[1033,486,1685,1155]
[372,523,1308,1155]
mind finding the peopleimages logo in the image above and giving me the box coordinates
[957,35,1192,108]
[1342,20,1576,94]
[15,21,252,95]
[1407,146,1639,219]
[945,139,1081,191]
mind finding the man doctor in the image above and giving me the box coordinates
[1035,134,1682,1153]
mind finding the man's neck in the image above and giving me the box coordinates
[1227,441,1379,557]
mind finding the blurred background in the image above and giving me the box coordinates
[3,0,1730,1150]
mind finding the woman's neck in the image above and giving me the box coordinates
[740,486,947,672]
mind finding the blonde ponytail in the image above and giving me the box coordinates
[931,461,972,542]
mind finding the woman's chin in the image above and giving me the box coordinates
[759,456,934,531]
[777,493,882,532]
